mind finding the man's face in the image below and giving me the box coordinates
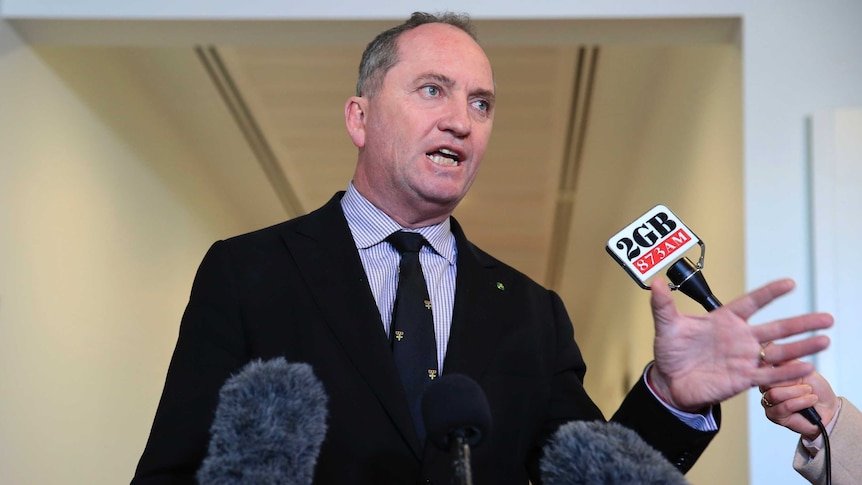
[347,23,496,227]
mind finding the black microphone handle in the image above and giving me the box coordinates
[665,258,822,425]
[665,257,722,311]
[451,432,474,485]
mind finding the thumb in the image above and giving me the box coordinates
[650,277,678,327]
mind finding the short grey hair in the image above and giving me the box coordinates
[355,12,477,98]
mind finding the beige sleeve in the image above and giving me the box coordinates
[792,398,862,485]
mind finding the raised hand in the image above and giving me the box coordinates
[646,278,832,413]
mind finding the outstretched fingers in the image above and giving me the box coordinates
[753,313,833,362]
[724,279,796,320]
[753,359,817,388]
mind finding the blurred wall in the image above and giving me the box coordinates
[0,22,255,484]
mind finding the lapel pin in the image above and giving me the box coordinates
[496,282,505,291]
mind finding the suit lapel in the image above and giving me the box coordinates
[279,194,424,458]
[442,218,508,379]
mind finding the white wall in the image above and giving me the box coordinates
[0,21,255,484]
[3,1,862,484]
[810,108,862,399]
[0,0,748,20]
[741,4,862,484]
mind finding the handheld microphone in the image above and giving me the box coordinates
[197,358,328,485]
[421,373,492,485]
[663,254,823,431]
[540,420,689,485]
[606,205,828,479]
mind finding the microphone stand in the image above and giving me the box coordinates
[666,256,832,485]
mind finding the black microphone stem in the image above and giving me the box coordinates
[665,257,831,485]
[452,433,474,485]
[422,373,490,485]
[665,257,722,311]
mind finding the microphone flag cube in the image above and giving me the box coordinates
[606,205,700,289]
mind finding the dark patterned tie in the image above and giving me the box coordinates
[387,231,438,443]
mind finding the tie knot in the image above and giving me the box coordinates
[387,231,426,254]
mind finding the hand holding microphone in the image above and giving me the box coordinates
[606,205,832,409]
[760,367,840,441]
[607,205,834,483]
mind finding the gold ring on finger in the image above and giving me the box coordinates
[759,341,773,366]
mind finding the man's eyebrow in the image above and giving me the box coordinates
[473,88,496,104]
[415,72,455,87]
[415,72,496,102]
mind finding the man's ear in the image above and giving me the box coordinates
[344,96,367,148]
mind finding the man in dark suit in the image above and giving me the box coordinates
[132,12,833,484]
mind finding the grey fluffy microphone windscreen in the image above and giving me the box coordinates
[196,358,328,485]
[540,420,689,485]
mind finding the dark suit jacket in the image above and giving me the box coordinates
[133,192,718,484]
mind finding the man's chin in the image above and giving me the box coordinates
[419,190,466,210]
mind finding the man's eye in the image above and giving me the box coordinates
[422,86,440,97]
[472,100,490,112]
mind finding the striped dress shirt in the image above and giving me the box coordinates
[340,183,456,372]
[339,183,716,432]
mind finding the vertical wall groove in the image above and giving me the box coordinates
[546,46,600,290]
[196,45,304,217]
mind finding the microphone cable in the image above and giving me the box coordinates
[821,418,832,485]
[800,408,831,485]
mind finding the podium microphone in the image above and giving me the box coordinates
[421,373,492,485]
[540,420,689,485]
[197,358,328,485]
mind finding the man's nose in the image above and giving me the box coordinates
[437,99,471,138]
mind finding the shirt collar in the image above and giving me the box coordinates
[341,182,456,265]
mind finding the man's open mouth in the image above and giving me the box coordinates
[427,148,461,166]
